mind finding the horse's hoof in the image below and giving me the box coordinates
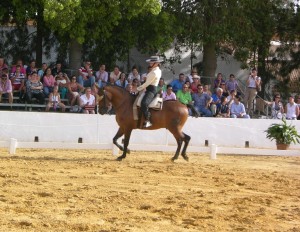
[171,157,177,162]
[127,149,131,154]
[116,156,123,161]
[182,155,189,162]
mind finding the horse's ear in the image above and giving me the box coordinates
[98,95,104,101]
[98,88,104,96]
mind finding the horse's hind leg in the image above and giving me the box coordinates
[171,138,183,161]
[181,132,191,161]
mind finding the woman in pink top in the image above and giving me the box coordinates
[0,74,13,104]
[43,67,56,97]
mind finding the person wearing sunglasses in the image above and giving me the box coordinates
[264,93,284,119]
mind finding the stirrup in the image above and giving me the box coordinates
[143,120,152,128]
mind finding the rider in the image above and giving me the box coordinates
[137,55,163,128]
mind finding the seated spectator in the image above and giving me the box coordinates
[110,65,121,82]
[42,67,56,97]
[296,95,300,120]
[203,84,212,96]
[230,95,250,118]
[26,60,38,76]
[46,85,66,112]
[80,87,95,114]
[127,66,141,83]
[211,88,223,116]
[220,82,228,97]
[0,57,8,76]
[25,72,45,104]
[55,71,70,99]
[1,67,9,78]
[225,74,239,95]
[176,84,199,117]
[67,75,84,106]
[227,89,237,108]
[184,80,192,93]
[156,77,167,95]
[186,68,198,83]
[285,95,299,120]
[214,73,225,89]
[95,64,108,88]
[140,66,151,84]
[115,73,128,88]
[10,59,26,75]
[78,61,95,87]
[190,75,201,93]
[38,63,48,80]
[51,61,64,76]
[162,85,176,101]
[10,65,26,93]
[125,83,137,96]
[108,75,116,85]
[131,78,140,94]
[170,73,186,93]
[192,84,213,117]
[216,96,230,118]
[264,93,284,119]
[0,74,13,104]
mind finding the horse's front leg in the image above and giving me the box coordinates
[116,129,132,161]
[180,132,191,161]
[113,127,124,151]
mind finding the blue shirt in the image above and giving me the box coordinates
[170,79,184,93]
[230,102,246,115]
[192,92,211,108]
[212,93,222,108]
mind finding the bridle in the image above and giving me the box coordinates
[99,83,127,114]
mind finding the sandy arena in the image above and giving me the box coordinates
[0,148,299,232]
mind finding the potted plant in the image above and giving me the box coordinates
[265,118,300,150]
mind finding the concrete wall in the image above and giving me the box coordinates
[0,111,299,150]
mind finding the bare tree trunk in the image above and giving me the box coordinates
[69,39,82,72]
[202,42,217,85]
[35,7,43,67]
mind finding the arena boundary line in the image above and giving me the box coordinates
[2,140,299,158]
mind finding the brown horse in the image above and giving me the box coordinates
[98,85,191,161]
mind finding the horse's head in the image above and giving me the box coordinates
[98,85,131,115]
[98,88,113,115]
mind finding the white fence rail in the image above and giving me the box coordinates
[0,111,299,157]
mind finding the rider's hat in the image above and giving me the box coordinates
[146,56,164,63]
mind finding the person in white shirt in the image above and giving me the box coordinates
[244,68,261,115]
[285,95,299,120]
[137,56,163,128]
[95,64,108,88]
[80,87,96,114]
[127,66,141,83]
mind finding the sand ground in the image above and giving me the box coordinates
[0,148,299,232]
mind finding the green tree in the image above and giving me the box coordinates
[43,0,162,69]
[0,0,54,66]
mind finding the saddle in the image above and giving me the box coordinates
[133,92,163,120]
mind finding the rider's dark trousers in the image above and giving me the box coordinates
[141,85,156,120]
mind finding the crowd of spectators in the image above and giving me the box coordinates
[0,56,299,119]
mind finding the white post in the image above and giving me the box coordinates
[112,143,119,156]
[210,144,217,160]
[9,138,17,155]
